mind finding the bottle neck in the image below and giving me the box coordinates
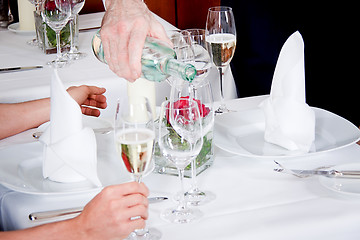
[163,58,196,82]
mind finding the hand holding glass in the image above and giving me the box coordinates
[114,96,161,240]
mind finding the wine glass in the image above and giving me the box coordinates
[166,29,195,86]
[40,0,71,67]
[27,0,43,46]
[114,96,161,240]
[64,0,86,60]
[205,6,236,114]
[170,79,216,206]
[182,29,212,86]
[158,98,204,223]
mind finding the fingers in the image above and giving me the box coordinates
[102,182,150,199]
[75,182,150,240]
[149,20,173,47]
[77,85,107,110]
[128,23,147,80]
[81,107,101,117]
[99,0,169,82]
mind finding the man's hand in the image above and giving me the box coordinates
[100,0,170,82]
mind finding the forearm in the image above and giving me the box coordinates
[0,98,50,139]
[0,218,81,240]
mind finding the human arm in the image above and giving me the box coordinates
[100,0,171,82]
[0,85,107,140]
[0,182,149,240]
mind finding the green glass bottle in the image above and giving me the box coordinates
[92,30,196,82]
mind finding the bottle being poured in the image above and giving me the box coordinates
[92,30,197,83]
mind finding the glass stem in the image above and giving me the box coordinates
[133,175,148,237]
[177,167,187,211]
[55,30,62,61]
[218,67,225,111]
[190,158,198,191]
[69,15,75,53]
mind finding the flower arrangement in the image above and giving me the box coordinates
[34,3,76,54]
[155,97,214,177]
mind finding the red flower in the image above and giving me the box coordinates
[166,96,210,124]
[45,0,57,11]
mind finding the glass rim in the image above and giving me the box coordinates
[162,99,199,110]
[208,6,233,12]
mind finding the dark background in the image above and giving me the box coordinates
[222,0,358,126]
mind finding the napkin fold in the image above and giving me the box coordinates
[260,31,315,153]
[39,70,101,187]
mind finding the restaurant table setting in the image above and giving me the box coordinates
[1,6,360,240]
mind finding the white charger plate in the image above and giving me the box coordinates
[319,163,360,196]
[0,117,154,195]
[214,107,360,159]
[7,22,35,35]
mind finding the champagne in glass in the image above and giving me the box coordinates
[206,6,236,114]
[115,97,161,240]
[115,128,154,180]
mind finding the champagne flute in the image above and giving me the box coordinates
[40,0,71,67]
[114,96,161,240]
[205,6,236,114]
[64,0,86,60]
[170,79,216,206]
[158,98,204,223]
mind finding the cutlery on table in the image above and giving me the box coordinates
[0,66,43,73]
[79,27,100,32]
[32,127,113,140]
[29,196,168,221]
[274,160,360,179]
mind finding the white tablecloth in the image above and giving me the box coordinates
[1,95,360,239]
[2,12,360,240]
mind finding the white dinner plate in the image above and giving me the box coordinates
[319,163,360,196]
[0,117,154,195]
[214,107,360,159]
[7,22,35,35]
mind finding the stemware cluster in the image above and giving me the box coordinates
[31,0,86,67]
[111,5,236,239]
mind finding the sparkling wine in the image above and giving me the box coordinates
[115,128,155,177]
[92,30,197,82]
[206,33,236,68]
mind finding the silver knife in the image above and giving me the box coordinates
[29,196,168,221]
[274,168,360,179]
[0,66,43,73]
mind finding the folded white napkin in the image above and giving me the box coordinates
[39,70,101,187]
[260,31,315,153]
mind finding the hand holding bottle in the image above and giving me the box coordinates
[92,31,197,83]
[100,0,171,82]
